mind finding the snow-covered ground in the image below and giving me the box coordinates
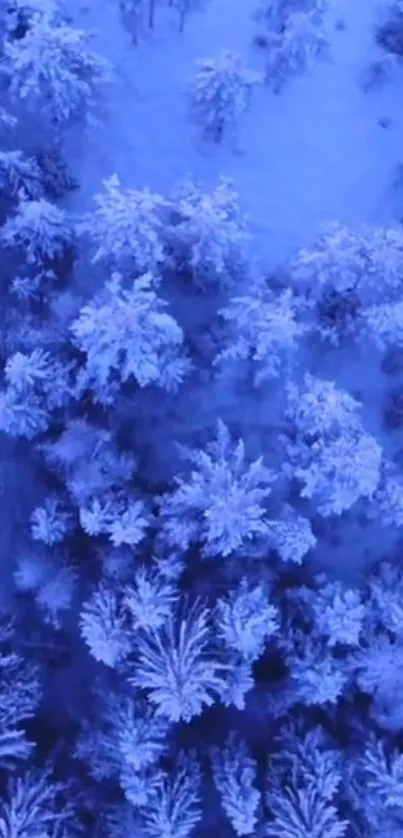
[66,0,403,272]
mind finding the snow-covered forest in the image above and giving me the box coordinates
[2,0,403,835]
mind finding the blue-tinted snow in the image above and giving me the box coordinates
[66,0,403,273]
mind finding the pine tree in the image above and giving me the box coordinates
[0,195,74,265]
[159,419,274,558]
[210,734,261,836]
[77,174,166,273]
[4,12,113,128]
[71,271,190,404]
[79,585,131,668]
[130,602,226,722]
[169,177,249,288]
[217,285,306,382]
[190,51,262,142]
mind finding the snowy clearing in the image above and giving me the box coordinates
[66,0,403,272]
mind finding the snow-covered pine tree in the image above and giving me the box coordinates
[284,375,382,516]
[264,6,328,92]
[79,584,131,669]
[70,271,191,404]
[0,770,75,838]
[0,615,42,768]
[158,419,274,558]
[215,578,278,663]
[210,734,261,836]
[0,194,74,265]
[77,174,167,273]
[190,51,262,142]
[290,223,403,345]
[130,602,226,722]
[169,176,249,288]
[136,753,202,838]
[217,285,306,382]
[3,12,113,128]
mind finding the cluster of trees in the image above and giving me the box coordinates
[0,2,403,838]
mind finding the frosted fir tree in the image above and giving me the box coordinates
[217,285,306,383]
[290,223,403,345]
[284,628,350,705]
[130,603,226,722]
[0,386,49,439]
[284,375,382,515]
[354,636,403,733]
[0,348,75,439]
[77,174,167,273]
[283,374,382,516]
[30,495,72,546]
[0,196,74,265]
[215,578,278,663]
[293,426,382,516]
[253,0,324,34]
[285,374,361,438]
[75,689,170,782]
[265,725,347,838]
[351,738,403,835]
[271,724,344,798]
[79,585,131,668]
[0,150,43,203]
[124,566,178,631]
[0,770,75,838]
[169,177,249,289]
[137,754,202,838]
[349,564,403,732]
[264,7,329,92]
[79,493,150,549]
[120,765,163,809]
[4,347,75,411]
[210,734,261,836]
[265,506,317,563]
[291,223,403,296]
[41,419,137,507]
[0,616,42,768]
[70,271,191,404]
[3,13,113,128]
[306,576,365,648]
[33,562,77,628]
[114,697,170,776]
[216,657,254,710]
[109,499,151,548]
[158,419,275,558]
[368,561,403,639]
[190,51,262,142]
